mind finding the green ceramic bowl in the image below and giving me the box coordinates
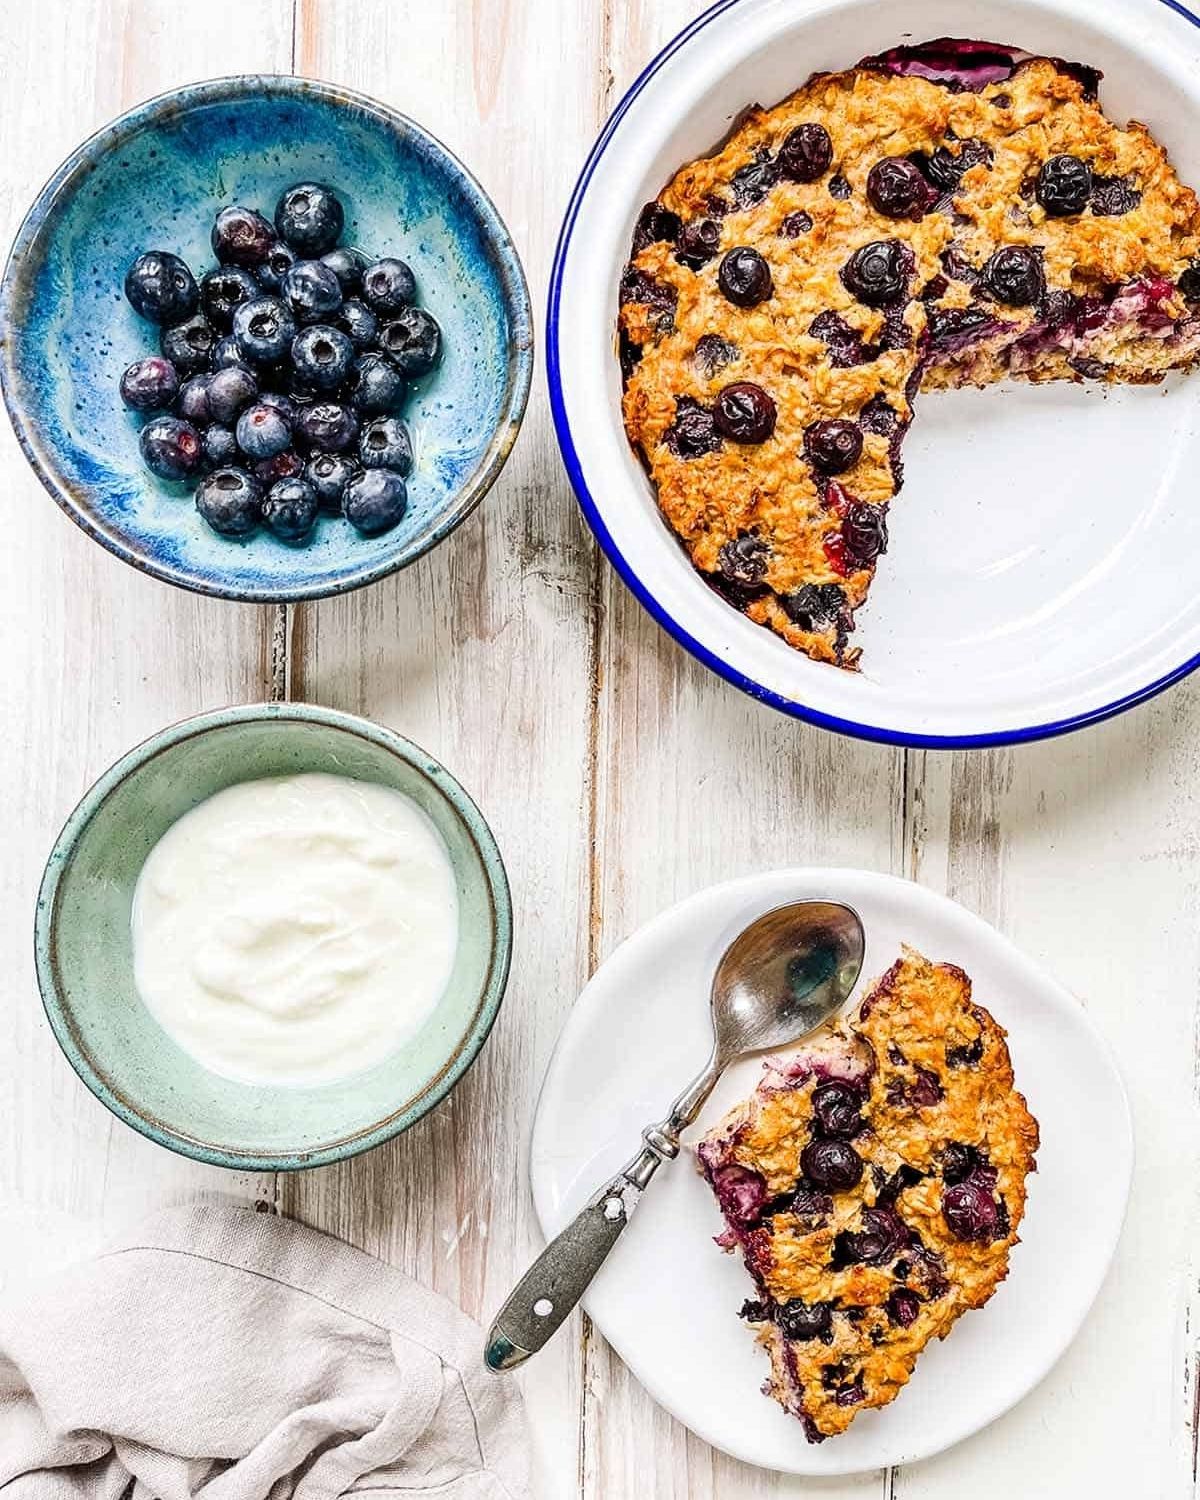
[34,703,512,1170]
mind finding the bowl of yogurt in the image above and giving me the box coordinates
[34,702,511,1170]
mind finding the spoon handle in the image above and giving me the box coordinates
[485,1056,723,1371]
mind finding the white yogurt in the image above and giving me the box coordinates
[130,772,459,1086]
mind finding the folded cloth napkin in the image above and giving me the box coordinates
[0,1199,530,1499]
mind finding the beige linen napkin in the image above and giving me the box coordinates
[0,1199,530,1499]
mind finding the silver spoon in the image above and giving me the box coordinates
[484,898,865,1371]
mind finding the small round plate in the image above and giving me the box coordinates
[530,870,1131,1475]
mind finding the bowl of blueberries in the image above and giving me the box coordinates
[0,75,532,600]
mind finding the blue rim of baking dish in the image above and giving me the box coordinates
[546,0,1200,749]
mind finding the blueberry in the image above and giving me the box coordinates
[255,242,297,293]
[232,297,297,364]
[1179,261,1200,301]
[211,335,247,370]
[119,356,179,412]
[337,297,379,350]
[256,391,298,424]
[206,363,259,425]
[296,400,359,453]
[674,218,721,268]
[1036,154,1092,216]
[139,415,202,480]
[349,351,405,415]
[831,1205,907,1267]
[320,246,368,293]
[159,313,217,374]
[804,419,862,474]
[262,477,319,542]
[717,247,773,308]
[778,123,833,182]
[376,307,442,376]
[713,381,776,443]
[777,1299,832,1342]
[236,402,292,460]
[828,174,853,200]
[781,582,845,629]
[840,239,913,307]
[718,531,769,585]
[283,259,344,323]
[195,467,262,535]
[811,1081,862,1138]
[886,1289,921,1328]
[291,325,355,390]
[841,500,888,568]
[177,375,212,427]
[1090,174,1141,217]
[694,333,739,377]
[810,310,871,368]
[867,156,931,219]
[800,1138,863,1191]
[664,398,720,458]
[211,206,276,267]
[979,245,1045,306]
[942,1180,1001,1242]
[274,182,345,256]
[359,414,413,474]
[304,451,360,512]
[343,467,408,535]
[730,151,780,208]
[632,200,683,251]
[124,251,198,325]
[199,266,260,330]
[945,1036,984,1069]
[200,423,239,469]
[779,210,814,238]
[914,137,993,193]
[253,449,304,487]
[361,257,417,315]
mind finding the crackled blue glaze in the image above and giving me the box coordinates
[1,77,532,600]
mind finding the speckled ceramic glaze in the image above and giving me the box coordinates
[1,76,532,600]
[34,703,512,1170]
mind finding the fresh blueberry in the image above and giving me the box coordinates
[253,449,304,487]
[718,531,769,585]
[359,414,413,474]
[139,416,202,480]
[262,477,319,542]
[320,246,369,293]
[283,259,344,323]
[361,257,417,315]
[840,239,913,307]
[349,351,405,415]
[713,381,776,443]
[200,423,239,469]
[177,375,212,427]
[674,218,721,268]
[274,182,345,256]
[256,391,297,424]
[800,1138,863,1191]
[781,582,845,629]
[1036,154,1092,216]
[159,313,217,374]
[255,242,297,293]
[811,1081,863,1138]
[232,297,297,364]
[199,266,260,330]
[778,123,833,182]
[979,245,1045,306]
[206,363,259,425]
[805,419,863,474]
[337,297,379,350]
[841,500,888,567]
[119,356,179,412]
[124,251,198,325]
[304,451,360,512]
[211,206,276,267]
[296,400,359,453]
[376,307,442,376]
[343,467,408,535]
[717,247,773,308]
[867,156,932,218]
[236,402,292,460]
[291,325,354,390]
[195,466,261,535]
[211,335,247,370]
[777,1299,833,1342]
[942,1180,1001,1242]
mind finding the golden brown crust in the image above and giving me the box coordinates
[618,53,1200,667]
[697,946,1039,1441]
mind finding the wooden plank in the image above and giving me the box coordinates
[282,2,603,1491]
[0,2,293,1234]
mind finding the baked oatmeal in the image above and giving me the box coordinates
[618,39,1200,666]
[698,946,1039,1441]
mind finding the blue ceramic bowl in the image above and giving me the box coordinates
[0,76,532,601]
[34,703,513,1170]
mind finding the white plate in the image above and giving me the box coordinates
[530,870,1132,1475]
[547,0,1200,745]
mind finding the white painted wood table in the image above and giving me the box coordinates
[1,2,1196,1495]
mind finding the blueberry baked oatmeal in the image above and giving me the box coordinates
[618,39,1200,666]
[697,946,1038,1441]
